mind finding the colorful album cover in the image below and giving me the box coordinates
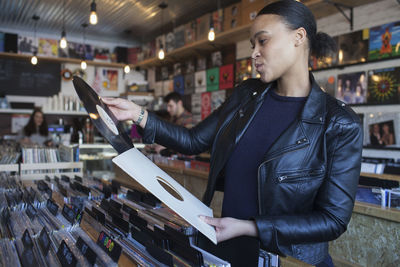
[18,36,37,54]
[367,67,400,104]
[174,62,182,76]
[38,38,58,57]
[184,59,196,74]
[66,42,94,60]
[197,57,207,71]
[368,120,396,147]
[184,20,196,45]
[206,67,220,92]
[94,47,111,61]
[211,9,223,33]
[219,64,234,90]
[92,68,119,93]
[315,75,336,98]
[142,40,156,60]
[336,72,367,104]
[337,30,368,65]
[191,93,202,124]
[165,32,175,53]
[369,21,400,60]
[184,73,195,95]
[195,70,207,93]
[309,36,338,70]
[211,90,226,112]
[0,32,4,52]
[173,75,184,95]
[235,58,252,84]
[174,25,185,49]
[211,51,223,67]
[161,66,170,80]
[201,92,211,119]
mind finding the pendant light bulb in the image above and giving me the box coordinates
[124,64,131,73]
[60,31,67,49]
[158,48,165,60]
[81,60,87,70]
[31,54,38,65]
[208,27,215,42]
[90,1,98,25]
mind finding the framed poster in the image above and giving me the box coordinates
[367,67,400,105]
[368,20,400,60]
[336,71,367,104]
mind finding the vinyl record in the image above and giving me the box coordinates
[72,76,134,153]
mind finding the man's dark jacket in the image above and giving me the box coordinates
[140,74,363,265]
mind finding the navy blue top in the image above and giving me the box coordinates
[222,88,307,219]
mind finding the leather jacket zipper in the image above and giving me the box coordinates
[276,169,324,183]
[257,141,309,214]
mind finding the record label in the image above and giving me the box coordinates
[96,104,119,135]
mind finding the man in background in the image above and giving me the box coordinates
[164,92,193,128]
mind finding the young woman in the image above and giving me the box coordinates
[18,108,52,146]
[103,1,363,266]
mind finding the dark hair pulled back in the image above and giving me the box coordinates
[257,0,337,59]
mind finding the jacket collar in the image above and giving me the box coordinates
[299,73,327,123]
[255,72,326,123]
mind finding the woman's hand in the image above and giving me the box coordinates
[102,97,148,127]
[199,216,258,243]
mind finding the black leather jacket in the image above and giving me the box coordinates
[140,74,363,265]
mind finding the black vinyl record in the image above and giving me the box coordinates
[72,76,134,153]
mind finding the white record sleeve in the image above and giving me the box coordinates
[112,147,217,244]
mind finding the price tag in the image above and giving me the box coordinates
[56,240,77,267]
[38,227,50,256]
[25,203,37,220]
[22,229,33,249]
[96,231,122,262]
[47,198,59,216]
[62,204,76,224]
[76,236,97,266]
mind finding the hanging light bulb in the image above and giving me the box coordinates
[31,52,38,65]
[60,30,67,49]
[208,27,215,42]
[60,0,68,49]
[90,0,98,25]
[124,64,131,73]
[158,44,165,60]
[31,15,40,65]
[81,60,87,70]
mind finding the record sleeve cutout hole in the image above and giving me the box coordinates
[96,104,119,135]
[156,176,184,202]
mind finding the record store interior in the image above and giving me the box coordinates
[0,0,399,266]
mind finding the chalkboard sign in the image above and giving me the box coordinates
[0,57,60,96]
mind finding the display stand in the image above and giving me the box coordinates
[19,161,83,180]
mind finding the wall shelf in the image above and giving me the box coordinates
[360,172,400,182]
[0,52,126,68]
[0,108,87,116]
[134,24,251,69]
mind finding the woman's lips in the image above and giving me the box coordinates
[255,63,263,71]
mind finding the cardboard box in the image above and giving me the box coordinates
[184,20,197,45]
[196,13,211,41]
[223,3,242,31]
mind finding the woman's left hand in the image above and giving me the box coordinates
[199,216,258,243]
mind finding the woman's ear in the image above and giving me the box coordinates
[294,27,307,47]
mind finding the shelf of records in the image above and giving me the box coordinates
[0,172,231,266]
[0,93,88,116]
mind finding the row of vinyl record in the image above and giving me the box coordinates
[0,172,230,266]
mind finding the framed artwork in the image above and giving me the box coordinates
[367,67,400,104]
[368,20,400,60]
[336,71,367,104]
